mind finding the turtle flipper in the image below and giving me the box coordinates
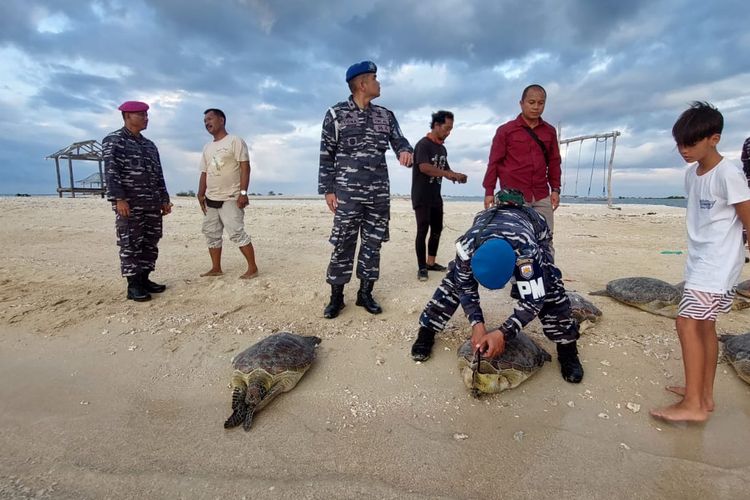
[242,409,256,431]
[224,387,248,429]
[253,383,286,413]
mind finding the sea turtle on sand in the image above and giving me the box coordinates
[567,292,602,331]
[590,277,681,318]
[673,281,750,311]
[457,332,551,398]
[720,333,750,385]
[224,332,321,431]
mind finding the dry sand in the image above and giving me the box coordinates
[1,196,749,499]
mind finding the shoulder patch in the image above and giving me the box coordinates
[517,258,534,279]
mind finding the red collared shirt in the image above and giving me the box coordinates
[482,114,561,201]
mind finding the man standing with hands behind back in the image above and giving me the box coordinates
[482,84,561,254]
[197,108,259,279]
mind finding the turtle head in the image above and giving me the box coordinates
[245,381,267,407]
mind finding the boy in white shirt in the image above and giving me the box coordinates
[651,102,750,423]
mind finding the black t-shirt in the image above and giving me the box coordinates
[411,136,450,209]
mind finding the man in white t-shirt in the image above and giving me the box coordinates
[197,108,258,279]
[650,102,750,424]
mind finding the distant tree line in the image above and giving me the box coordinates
[175,190,283,197]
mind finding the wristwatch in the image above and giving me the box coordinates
[240,190,248,196]
[551,188,561,193]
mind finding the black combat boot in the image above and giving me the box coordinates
[410,326,436,362]
[323,284,345,319]
[141,271,166,293]
[126,275,151,302]
[356,280,382,314]
[557,341,584,383]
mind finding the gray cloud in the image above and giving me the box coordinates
[1,0,748,198]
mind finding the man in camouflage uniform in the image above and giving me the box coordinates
[410,189,584,383]
[103,101,172,302]
[319,61,413,318]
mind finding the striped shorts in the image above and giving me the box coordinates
[678,288,735,321]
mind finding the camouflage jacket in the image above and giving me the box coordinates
[103,127,170,208]
[454,205,559,338]
[318,96,412,198]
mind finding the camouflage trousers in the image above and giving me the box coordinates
[419,262,579,343]
[326,196,389,285]
[114,206,163,277]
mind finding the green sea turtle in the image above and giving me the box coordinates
[567,292,602,331]
[720,333,750,385]
[737,279,750,299]
[224,332,321,431]
[457,332,551,398]
[590,277,681,318]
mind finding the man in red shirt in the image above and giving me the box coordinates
[482,84,561,251]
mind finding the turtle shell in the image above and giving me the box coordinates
[720,333,750,385]
[233,332,321,375]
[457,331,551,396]
[567,291,602,331]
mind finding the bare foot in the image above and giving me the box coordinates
[650,402,709,423]
[240,269,258,280]
[200,269,223,277]
[665,386,714,411]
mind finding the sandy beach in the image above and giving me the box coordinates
[1,196,749,499]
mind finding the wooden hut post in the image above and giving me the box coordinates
[98,159,105,198]
[54,157,63,198]
[67,157,75,198]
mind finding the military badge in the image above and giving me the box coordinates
[517,258,534,279]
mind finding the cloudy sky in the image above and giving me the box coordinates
[2,0,749,198]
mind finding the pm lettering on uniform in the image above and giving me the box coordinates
[517,278,545,300]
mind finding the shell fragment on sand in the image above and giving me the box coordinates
[457,331,551,397]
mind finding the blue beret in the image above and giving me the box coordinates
[346,61,377,82]
[471,238,516,290]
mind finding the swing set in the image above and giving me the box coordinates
[559,130,621,208]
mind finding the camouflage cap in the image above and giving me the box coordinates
[494,188,525,207]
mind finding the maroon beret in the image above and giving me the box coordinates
[118,101,149,112]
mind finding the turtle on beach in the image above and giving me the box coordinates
[224,332,321,431]
[720,333,750,385]
[457,331,551,398]
[737,279,750,299]
[566,291,602,331]
[590,277,683,318]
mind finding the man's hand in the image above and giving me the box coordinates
[483,195,494,210]
[198,195,207,215]
[325,192,338,213]
[116,199,130,218]
[161,203,173,216]
[399,151,413,167]
[470,323,488,349]
[453,172,468,184]
[473,329,506,359]
[551,191,560,211]
[237,194,249,209]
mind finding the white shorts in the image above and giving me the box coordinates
[202,201,252,248]
[677,287,734,321]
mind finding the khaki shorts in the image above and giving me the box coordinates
[202,201,252,248]
[678,287,734,321]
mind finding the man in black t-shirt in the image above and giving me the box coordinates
[411,110,467,281]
